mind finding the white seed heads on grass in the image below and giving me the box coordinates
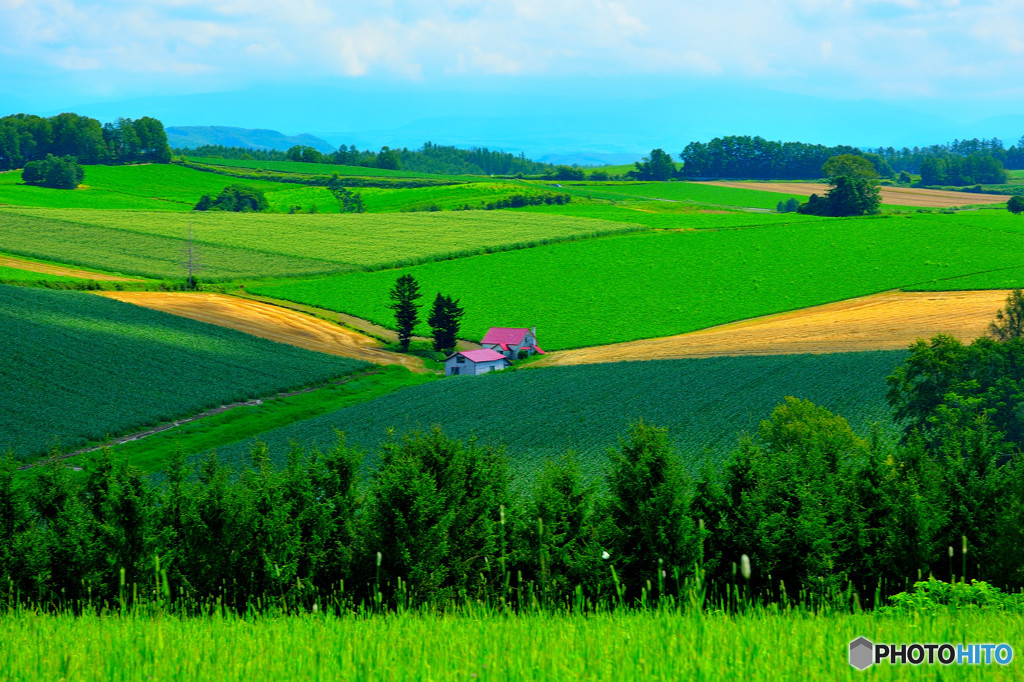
[740,554,751,581]
[949,546,954,558]
[602,551,610,560]
[376,551,382,567]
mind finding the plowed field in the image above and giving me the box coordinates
[695,181,1011,208]
[97,292,428,372]
[0,254,142,281]
[535,290,1009,366]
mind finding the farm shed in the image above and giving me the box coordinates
[480,326,545,360]
[444,349,511,376]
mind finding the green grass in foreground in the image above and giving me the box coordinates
[209,352,903,482]
[91,365,434,473]
[251,212,1024,350]
[1,609,1018,681]
[0,285,368,459]
[2,207,643,279]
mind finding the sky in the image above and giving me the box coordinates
[2,0,1024,156]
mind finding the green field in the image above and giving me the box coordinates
[0,209,341,280]
[0,164,284,211]
[555,180,808,210]
[1,207,643,280]
[205,352,903,482]
[0,265,84,283]
[264,181,563,213]
[2,608,1017,681]
[0,285,368,459]
[518,201,830,229]
[186,156,466,179]
[250,213,1024,350]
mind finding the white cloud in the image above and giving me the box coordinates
[1,0,1022,100]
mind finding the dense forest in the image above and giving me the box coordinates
[680,134,1023,182]
[0,113,172,170]
[176,141,556,176]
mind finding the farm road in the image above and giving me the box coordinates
[0,254,143,282]
[97,292,430,372]
[695,181,1011,208]
[535,290,1010,366]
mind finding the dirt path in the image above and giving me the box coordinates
[97,291,431,372]
[535,290,1010,366]
[695,181,1011,208]
[0,254,143,282]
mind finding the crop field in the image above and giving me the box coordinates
[698,181,1012,208]
[0,254,144,282]
[518,201,830,229]
[250,213,1024,350]
[0,163,283,211]
[99,291,429,371]
[0,265,83,283]
[0,284,367,459]
[0,209,340,280]
[207,351,903,482]
[185,156,463,179]
[538,290,1009,365]
[3,207,641,278]
[2,608,1018,681]
[553,180,808,210]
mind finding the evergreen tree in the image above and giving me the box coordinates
[388,275,422,351]
[427,293,465,352]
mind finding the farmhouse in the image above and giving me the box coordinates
[444,349,511,376]
[480,326,545,360]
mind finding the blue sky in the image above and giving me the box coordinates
[2,0,1024,155]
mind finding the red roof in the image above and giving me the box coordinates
[529,345,546,355]
[481,327,531,345]
[452,349,509,363]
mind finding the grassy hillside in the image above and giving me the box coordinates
[556,180,807,210]
[0,164,284,211]
[185,156,463,179]
[1,207,643,280]
[250,212,1024,350]
[0,285,368,459]
[207,351,905,483]
[0,265,85,283]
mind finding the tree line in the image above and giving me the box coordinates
[678,134,1022,183]
[179,141,558,177]
[4,292,1024,613]
[0,113,172,170]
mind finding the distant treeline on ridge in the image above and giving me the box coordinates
[0,113,172,170]
[177,141,555,177]
[680,134,1024,183]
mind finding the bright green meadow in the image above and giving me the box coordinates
[0,284,367,459]
[1,609,1018,681]
[251,212,1024,350]
[1,206,641,280]
[206,351,903,482]
[0,265,83,283]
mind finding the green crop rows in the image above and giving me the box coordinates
[186,156,463,179]
[0,265,83,283]
[556,180,808,210]
[2,207,642,279]
[0,210,340,280]
[0,285,367,458]
[251,212,1024,350]
[208,351,903,483]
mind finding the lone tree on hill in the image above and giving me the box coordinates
[427,293,466,352]
[1008,196,1024,215]
[388,274,422,351]
[798,154,881,217]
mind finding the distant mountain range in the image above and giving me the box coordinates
[53,78,1024,167]
[166,126,334,153]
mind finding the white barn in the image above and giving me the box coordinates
[444,349,511,376]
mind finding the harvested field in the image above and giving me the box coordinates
[535,290,1009,366]
[695,181,1011,208]
[98,292,428,372]
[0,254,142,281]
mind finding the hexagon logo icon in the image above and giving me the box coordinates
[849,637,874,670]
